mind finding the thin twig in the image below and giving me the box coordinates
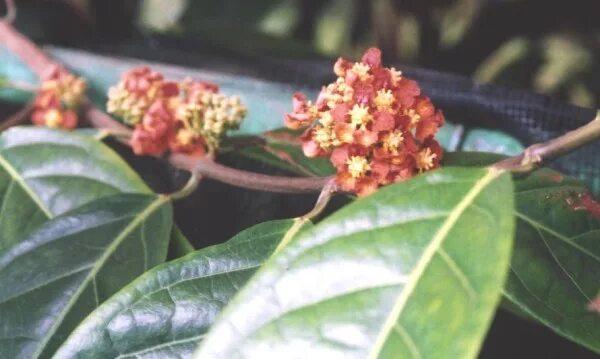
[168,173,201,200]
[2,0,16,24]
[0,102,33,132]
[494,110,600,172]
[275,179,338,252]
[169,153,332,193]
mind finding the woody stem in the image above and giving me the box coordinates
[169,153,332,193]
[494,110,600,172]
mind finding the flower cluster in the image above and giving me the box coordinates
[107,67,246,157]
[285,47,444,196]
[31,68,86,129]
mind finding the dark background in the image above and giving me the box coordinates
[1,0,598,357]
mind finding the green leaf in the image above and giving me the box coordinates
[0,194,172,358]
[0,126,150,249]
[460,128,524,155]
[445,152,600,353]
[167,224,196,259]
[54,219,294,358]
[507,170,600,353]
[196,167,515,358]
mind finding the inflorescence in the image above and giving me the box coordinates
[285,47,444,196]
[107,67,246,157]
[31,67,86,129]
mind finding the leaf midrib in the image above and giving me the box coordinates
[0,152,52,217]
[32,195,169,358]
[367,167,502,358]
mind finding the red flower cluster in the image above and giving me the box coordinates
[31,68,86,129]
[107,67,246,157]
[285,47,444,196]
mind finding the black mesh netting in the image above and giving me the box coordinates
[97,42,598,193]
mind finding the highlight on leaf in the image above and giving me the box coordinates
[107,66,247,157]
[284,47,444,196]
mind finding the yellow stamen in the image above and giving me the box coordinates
[351,62,371,81]
[416,147,437,171]
[374,89,395,110]
[44,109,62,128]
[346,156,371,178]
[390,67,403,85]
[384,130,404,152]
[349,104,372,129]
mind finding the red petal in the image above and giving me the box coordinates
[336,171,357,193]
[361,47,382,68]
[334,57,352,77]
[394,78,420,107]
[61,110,78,129]
[415,118,439,142]
[354,130,378,147]
[415,97,434,117]
[161,82,180,97]
[331,103,351,122]
[330,145,350,170]
[372,110,395,132]
[356,177,378,197]
[302,140,322,158]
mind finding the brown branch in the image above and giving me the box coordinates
[0,101,32,132]
[170,153,332,193]
[0,21,331,194]
[2,0,16,24]
[494,110,600,172]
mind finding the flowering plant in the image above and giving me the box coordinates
[286,48,444,196]
[1,16,599,359]
[107,67,246,157]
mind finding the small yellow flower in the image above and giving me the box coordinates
[349,104,372,129]
[346,156,371,178]
[314,126,333,147]
[405,108,421,126]
[318,111,334,127]
[374,89,395,110]
[44,109,62,128]
[416,147,437,171]
[176,128,196,145]
[390,67,402,85]
[351,62,371,81]
[383,130,404,153]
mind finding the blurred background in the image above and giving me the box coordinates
[3,0,598,108]
[1,2,598,357]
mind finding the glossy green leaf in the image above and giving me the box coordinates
[445,152,600,353]
[506,169,600,353]
[54,219,294,358]
[0,126,150,248]
[196,167,515,358]
[460,128,524,155]
[0,194,172,358]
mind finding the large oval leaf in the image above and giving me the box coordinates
[0,194,172,358]
[196,167,515,358]
[0,126,150,248]
[445,152,600,353]
[507,169,600,352]
[54,219,294,359]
